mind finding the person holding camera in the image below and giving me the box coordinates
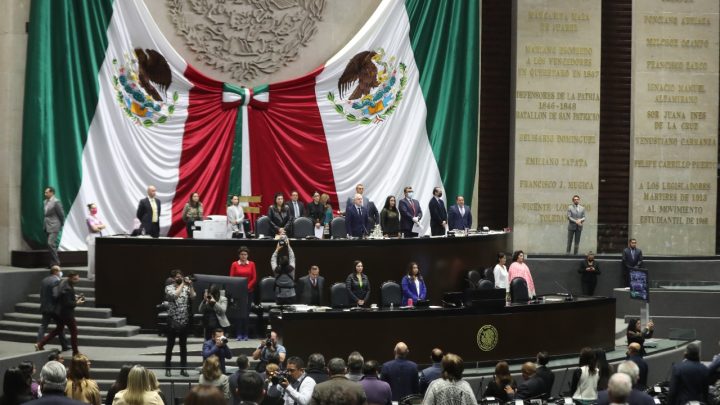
[199,284,230,340]
[164,269,196,377]
[35,271,84,356]
[280,356,316,405]
[202,329,233,374]
[271,238,296,305]
[253,331,287,372]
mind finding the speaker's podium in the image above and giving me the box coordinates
[443,288,506,310]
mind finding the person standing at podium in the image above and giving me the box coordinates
[578,252,601,295]
[346,260,370,306]
[182,192,204,238]
[226,195,245,238]
[398,186,422,238]
[401,262,426,305]
[136,185,160,238]
[428,187,448,236]
[85,203,106,281]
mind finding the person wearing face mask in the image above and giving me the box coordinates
[85,203,106,281]
[164,269,196,377]
[398,186,422,238]
[36,266,70,353]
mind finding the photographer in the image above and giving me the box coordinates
[280,357,316,405]
[271,237,296,305]
[253,331,286,371]
[164,269,196,377]
[202,329,233,374]
[199,284,230,340]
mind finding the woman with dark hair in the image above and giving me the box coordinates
[307,191,325,225]
[626,318,654,355]
[483,360,517,402]
[493,252,509,291]
[508,250,536,298]
[268,192,291,236]
[346,260,370,306]
[401,262,427,305]
[0,368,31,405]
[66,353,101,405]
[164,269,196,377]
[271,238,296,304]
[380,195,400,237]
[17,361,38,399]
[199,284,230,340]
[571,347,599,404]
[578,251,601,295]
[182,192,204,238]
[594,348,612,390]
[105,364,132,405]
[184,385,227,405]
[230,246,257,340]
[424,353,476,405]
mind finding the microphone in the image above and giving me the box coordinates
[554,281,574,301]
[474,375,485,401]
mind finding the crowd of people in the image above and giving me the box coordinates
[5,334,720,405]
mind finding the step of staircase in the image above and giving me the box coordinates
[0,330,204,348]
[0,320,140,337]
[76,279,95,288]
[15,303,110,319]
[74,286,96,298]
[27,294,96,307]
[3,313,127,328]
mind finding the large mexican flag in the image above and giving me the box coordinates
[21,0,479,250]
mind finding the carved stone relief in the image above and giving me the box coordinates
[168,0,326,83]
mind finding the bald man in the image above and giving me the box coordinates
[420,348,443,394]
[136,185,161,237]
[380,342,420,401]
[516,362,547,400]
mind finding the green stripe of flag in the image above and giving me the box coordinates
[21,0,115,246]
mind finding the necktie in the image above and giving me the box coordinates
[409,199,416,216]
[357,206,361,216]
[311,278,316,287]
[294,202,299,217]
[460,206,464,216]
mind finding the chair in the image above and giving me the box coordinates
[380,281,402,307]
[257,276,276,330]
[477,279,494,290]
[467,270,482,288]
[292,217,314,238]
[330,282,351,308]
[255,215,271,238]
[510,277,529,303]
[330,217,347,239]
[483,267,495,285]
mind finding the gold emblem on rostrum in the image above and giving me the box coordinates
[477,325,499,351]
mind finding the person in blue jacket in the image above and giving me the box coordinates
[401,262,427,305]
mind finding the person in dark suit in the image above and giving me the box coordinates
[419,348,443,394]
[346,261,370,306]
[37,266,70,352]
[297,265,325,306]
[447,195,472,231]
[229,355,257,405]
[428,187,448,236]
[288,190,306,221]
[626,343,649,390]
[668,343,709,405]
[36,271,85,355]
[43,187,65,267]
[344,184,380,228]
[136,185,161,237]
[535,352,554,399]
[515,362,547,400]
[596,361,654,405]
[235,370,265,405]
[25,361,86,405]
[305,353,329,385]
[621,238,643,287]
[380,342,420,401]
[310,358,367,405]
[578,252,601,295]
[267,192,291,236]
[345,194,370,238]
[398,186,422,238]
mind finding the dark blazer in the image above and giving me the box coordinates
[622,247,643,270]
[267,206,291,235]
[380,208,400,235]
[346,197,380,227]
[296,275,325,306]
[398,198,422,233]
[419,363,442,394]
[628,354,649,389]
[428,197,448,235]
[345,205,370,237]
[288,200,305,220]
[26,392,87,405]
[136,197,161,233]
[578,259,601,284]
[229,369,259,405]
[596,388,654,405]
[668,359,709,405]
[380,358,420,401]
[55,279,78,318]
[516,375,546,400]
[306,202,326,225]
[345,273,370,304]
[535,365,555,398]
[311,375,367,405]
[447,204,472,230]
[40,275,61,314]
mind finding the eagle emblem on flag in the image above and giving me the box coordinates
[327,48,407,125]
[111,48,179,128]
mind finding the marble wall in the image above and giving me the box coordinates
[511,0,602,254]
[630,0,719,255]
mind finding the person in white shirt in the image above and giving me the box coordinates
[493,252,509,291]
[281,356,316,405]
[227,195,245,238]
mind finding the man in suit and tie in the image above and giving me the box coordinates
[515,362,547,400]
[344,183,379,228]
[43,187,65,267]
[428,187,448,236]
[345,194,369,238]
[447,195,472,231]
[297,265,325,306]
[668,343,709,405]
[288,190,305,221]
[398,186,422,238]
[37,266,70,352]
[567,195,586,255]
[136,185,161,237]
[621,238,643,287]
